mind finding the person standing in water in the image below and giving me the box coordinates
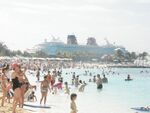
[64,82,70,95]
[70,93,78,113]
[78,80,86,92]
[127,74,131,80]
[102,74,108,83]
[96,74,103,89]
[40,76,50,105]
[75,76,79,88]
[93,76,96,83]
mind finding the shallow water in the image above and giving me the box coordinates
[25,68,150,113]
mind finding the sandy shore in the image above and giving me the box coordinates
[0,92,31,113]
[0,104,32,113]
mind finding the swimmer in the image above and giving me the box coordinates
[75,76,79,88]
[102,74,108,83]
[93,76,96,83]
[64,82,70,95]
[127,74,131,80]
[72,79,75,85]
[89,79,92,82]
[78,80,86,92]
[96,74,103,89]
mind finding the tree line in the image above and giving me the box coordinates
[0,42,49,58]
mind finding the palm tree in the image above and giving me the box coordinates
[0,42,11,56]
[141,52,148,60]
[114,49,125,62]
[138,52,148,66]
[131,52,137,61]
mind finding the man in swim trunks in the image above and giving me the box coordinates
[96,74,103,89]
[102,74,108,83]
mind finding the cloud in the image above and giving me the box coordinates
[0,0,112,14]
[2,0,149,18]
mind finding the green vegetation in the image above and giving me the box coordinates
[101,50,149,63]
[0,42,12,56]
[0,42,49,58]
[56,51,98,61]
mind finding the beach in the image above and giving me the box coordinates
[0,104,31,113]
[0,93,31,113]
[0,57,150,113]
[0,0,150,112]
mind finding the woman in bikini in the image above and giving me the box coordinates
[40,76,50,105]
[18,68,28,108]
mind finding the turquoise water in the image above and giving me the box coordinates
[26,68,150,113]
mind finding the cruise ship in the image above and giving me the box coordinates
[32,35,126,58]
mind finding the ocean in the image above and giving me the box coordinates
[25,68,150,113]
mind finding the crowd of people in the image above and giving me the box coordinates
[0,58,109,113]
[1,58,149,113]
[8,57,150,113]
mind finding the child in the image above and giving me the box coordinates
[6,78,13,103]
[71,79,74,85]
[78,80,86,92]
[70,93,78,113]
[52,79,62,94]
[57,79,62,90]
[28,91,37,102]
[64,82,70,95]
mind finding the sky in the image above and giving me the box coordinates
[0,0,150,53]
